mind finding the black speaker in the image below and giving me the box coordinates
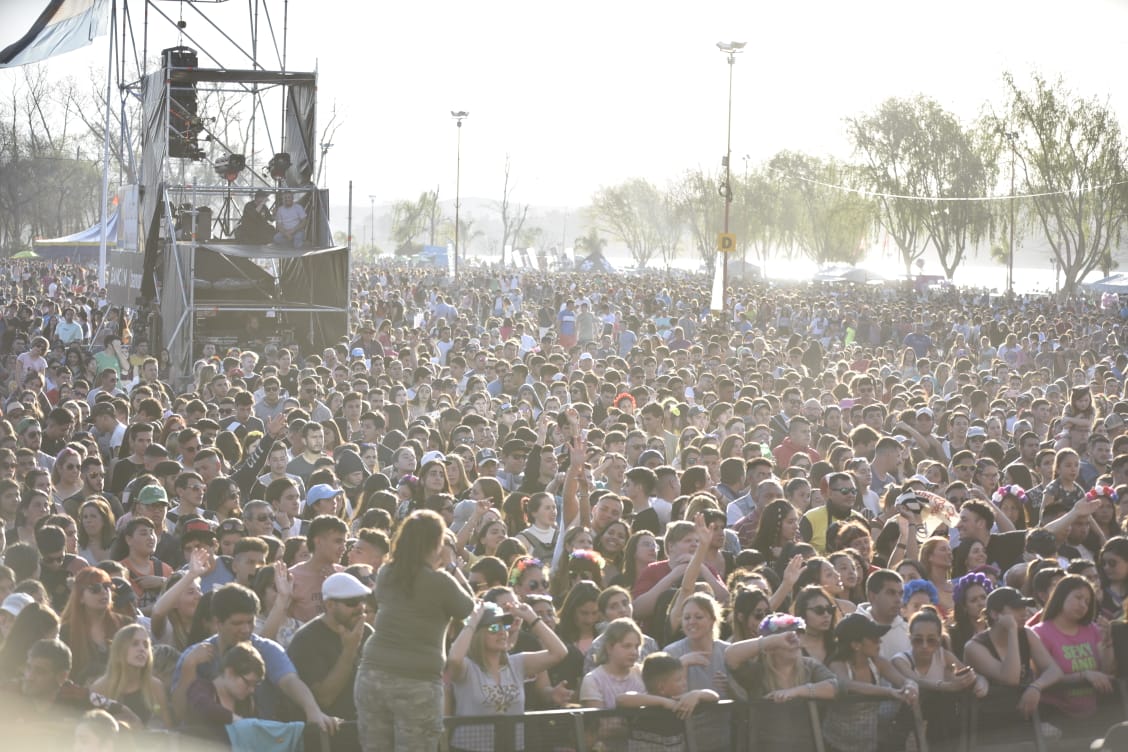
[195,206,213,242]
[163,46,202,159]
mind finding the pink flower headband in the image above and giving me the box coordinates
[1086,484,1119,503]
[758,613,806,635]
[567,549,606,572]
[991,484,1028,506]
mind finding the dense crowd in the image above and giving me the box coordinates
[0,257,1127,751]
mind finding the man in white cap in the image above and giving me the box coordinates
[287,572,372,742]
[0,592,33,640]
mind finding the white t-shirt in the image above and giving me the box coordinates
[275,202,306,232]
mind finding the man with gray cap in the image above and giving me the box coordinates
[287,572,373,747]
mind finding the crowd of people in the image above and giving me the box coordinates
[0,257,1127,751]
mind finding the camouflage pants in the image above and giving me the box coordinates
[354,667,444,752]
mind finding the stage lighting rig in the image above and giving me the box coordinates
[268,152,291,183]
[214,154,246,183]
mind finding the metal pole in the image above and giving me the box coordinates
[368,195,376,252]
[722,50,735,322]
[455,119,462,277]
[452,112,468,276]
[1008,136,1016,295]
[98,1,117,290]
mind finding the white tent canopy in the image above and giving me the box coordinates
[1084,273,1128,294]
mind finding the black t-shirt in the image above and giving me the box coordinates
[287,615,372,720]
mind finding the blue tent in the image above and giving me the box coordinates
[33,210,118,261]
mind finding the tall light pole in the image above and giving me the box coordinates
[451,111,469,277]
[368,195,376,251]
[717,41,745,323]
[1003,130,1018,294]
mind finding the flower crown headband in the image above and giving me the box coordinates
[567,549,606,571]
[758,613,806,636]
[1086,484,1119,503]
[508,557,545,587]
[953,572,994,605]
[991,484,1028,506]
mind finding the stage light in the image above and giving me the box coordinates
[268,152,291,182]
[214,154,246,183]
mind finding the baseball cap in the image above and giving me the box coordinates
[15,417,39,435]
[915,407,933,418]
[835,613,891,644]
[350,347,366,359]
[179,515,218,544]
[985,586,1036,612]
[321,572,372,601]
[637,449,665,465]
[0,592,34,618]
[420,450,446,466]
[305,484,341,508]
[217,518,246,535]
[578,352,593,362]
[475,448,498,466]
[136,485,169,506]
[966,426,987,439]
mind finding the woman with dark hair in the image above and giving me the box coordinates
[518,444,559,495]
[1098,536,1128,618]
[549,579,603,701]
[949,572,993,659]
[892,605,986,746]
[60,566,133,685]
[751,499,800,562]
[447,600,568,750]
[10,489,51,547]
[205,476,242,521]
[1041,448,1086,510]
[792,556,856,617]
[593,519,630,586]
[1030,574,1115,720]
[728,588,772,642]
[416,459,450,507]
[951,538,990,579]
[793,585,837,664]
[355,510,474,752]
[610,530,659,590]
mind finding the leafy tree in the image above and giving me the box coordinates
[589,178,664,268]
[993,72,1128,295]
[390,189,440,253]
[573,227,607,257]
[671,169,723,268]
[739,164,798,273]
[769,151,875,266]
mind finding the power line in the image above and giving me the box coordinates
[765,165,1128,202]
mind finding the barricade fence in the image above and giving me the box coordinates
[441,681,1128,752]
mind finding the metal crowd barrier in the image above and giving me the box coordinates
[441,682,1128,752]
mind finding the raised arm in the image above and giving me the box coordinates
[507,600,569,676]
[256,561,293,641]
[446,600,487,682]
[668,513,711,634]
[151,549,209,638]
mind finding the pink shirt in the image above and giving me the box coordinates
[1030,619,1101,717]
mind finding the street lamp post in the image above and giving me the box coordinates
[367,195,376,252]
[717,41,745,323]
[1003,131,1018,294]
[451,111,469,277]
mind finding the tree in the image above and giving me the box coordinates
[573,227,607,257]
[671,169,723,268]
[739,163,798,272]
[390,188,440,253]
[589,178,665,268]
[769,151,876,266]
[993,72,1128,295]
[497,155,529,267]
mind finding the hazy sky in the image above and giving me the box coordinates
[4,0,1128,211]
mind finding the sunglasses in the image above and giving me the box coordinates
[911,635,941,647]
[523,579,547,592]
[485,622,513,634]
[832,487,857,495]
[806,605,834,616]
